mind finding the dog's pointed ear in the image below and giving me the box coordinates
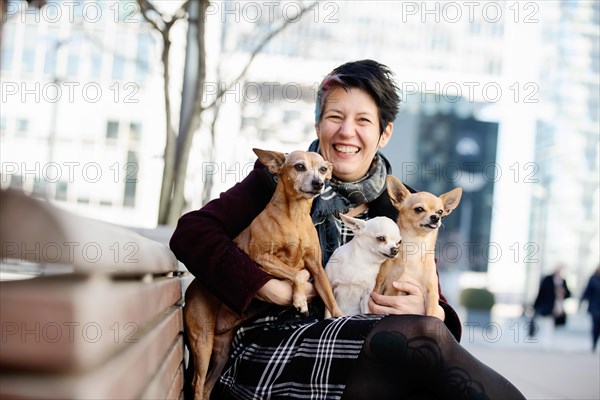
[440,187,462,217]
[386,175,411,207]
[253,148,286,174]
[339,213,365,233]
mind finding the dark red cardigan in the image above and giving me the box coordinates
[169,163,462,341]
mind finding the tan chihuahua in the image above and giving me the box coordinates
[374,175,462,316]
[184,149,343,400]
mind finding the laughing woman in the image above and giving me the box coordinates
[170,59,525,399]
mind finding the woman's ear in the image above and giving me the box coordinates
[378,122,393,149]
[315,122,321,138]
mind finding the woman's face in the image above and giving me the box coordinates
[316,87,393,182]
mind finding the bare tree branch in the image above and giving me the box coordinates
[200,1,318,112]
[138,0,189,32]
[136,0,319,224]
[137,0,164,33]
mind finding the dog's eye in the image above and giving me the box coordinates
[415,207,425,213]
[376,236,386,242]
[319,166,329,174]
[437,210,443,215]
[397,240,402,245]
[294,163,306,171]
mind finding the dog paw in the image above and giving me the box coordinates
[331,307,343,318]
[293,294,309,315]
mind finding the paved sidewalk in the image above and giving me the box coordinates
[461,313,600,400]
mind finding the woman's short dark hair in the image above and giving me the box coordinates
[315,59,400,134]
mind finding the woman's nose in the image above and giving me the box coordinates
[337,118,355,137]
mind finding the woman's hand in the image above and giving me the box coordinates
[256,269,317,306]
[368,281,445,321]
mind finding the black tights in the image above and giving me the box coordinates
[341,315,525,400]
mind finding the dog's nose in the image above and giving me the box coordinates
[390,247,398,256]
[430,215,439,223]
[312,180,324,191]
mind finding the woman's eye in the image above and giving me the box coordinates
[294,164,306,171]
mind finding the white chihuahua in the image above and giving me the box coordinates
[325,214,402,316]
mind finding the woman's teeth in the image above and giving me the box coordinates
[333,145,359,154]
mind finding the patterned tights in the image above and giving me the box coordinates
[341,315,525,400]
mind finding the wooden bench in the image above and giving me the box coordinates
[0,189,188,399]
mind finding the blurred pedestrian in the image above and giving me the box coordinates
[533,264,571,327]
[580,264,600,352]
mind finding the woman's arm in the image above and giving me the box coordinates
[257,269,317,306]
[169,164,276,314]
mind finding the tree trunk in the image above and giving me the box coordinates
[165,0,208,226]
[157,34,176,225]
[201,94,221,205]
[157,0,318,226]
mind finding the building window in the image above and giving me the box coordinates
[136,33,152,82]
[16,119,29,137]
[43,27,60,76]
[1,24,15,71]
[44,48,57,76]
[55,181,68,201]
[66,51,80,76]
[22,24,38,73]
[129,122,142,142]
[112,55,125,80]
[32,179,46,195]
[90,47,103,78]
[0,117,6,137]
[9,175,23,190]
[123,151,138,207]
[588,86,599,122]
[106,121,119,140]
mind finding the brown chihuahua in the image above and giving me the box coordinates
[374,175,462,317]
[183,149,343,400]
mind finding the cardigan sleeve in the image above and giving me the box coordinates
[439,294,462,342]
[432,266,462,342]
[169,163,275,314]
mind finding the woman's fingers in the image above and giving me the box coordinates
[368,282,426,315]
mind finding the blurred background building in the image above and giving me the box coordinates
[1,0,171,227]
[1,0,599,315]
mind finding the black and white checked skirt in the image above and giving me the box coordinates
[213,311,384,400]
